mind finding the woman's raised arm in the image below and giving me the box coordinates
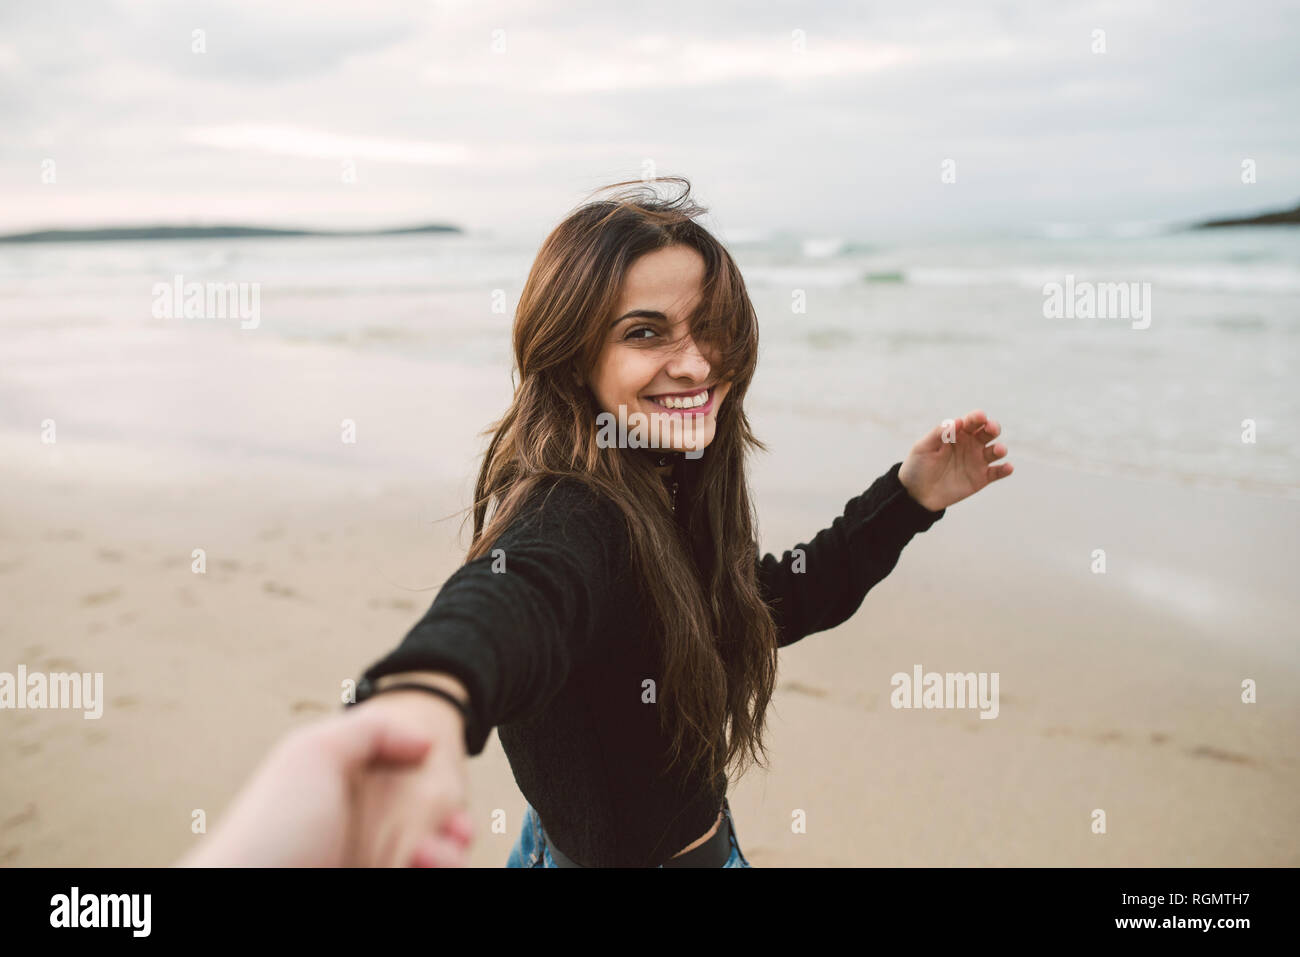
[756,462,945,648]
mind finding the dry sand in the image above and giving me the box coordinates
[1,431,1297,867]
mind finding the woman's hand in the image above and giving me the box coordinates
[177,703,467,867]
[898,409,1012,511]
[346,690,474,867]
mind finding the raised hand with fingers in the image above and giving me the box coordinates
[897,409,1013,512]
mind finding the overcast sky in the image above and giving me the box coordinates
[2,0,1297,240]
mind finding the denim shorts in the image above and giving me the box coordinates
[506,797,752,868]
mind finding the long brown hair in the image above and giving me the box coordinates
[465,176,778,794]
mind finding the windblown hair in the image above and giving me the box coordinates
[465,176,778,796]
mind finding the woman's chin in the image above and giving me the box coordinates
[662,420,716,456]
[602,403,719,455]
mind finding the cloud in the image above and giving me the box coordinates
[429,34,923,93]
[0,0,1297,233]
[185,125,473,164]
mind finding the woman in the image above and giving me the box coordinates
[346,177,1012,868]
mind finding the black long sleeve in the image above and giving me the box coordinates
[756,461,945,648]
[356,461,945,865]
[361,477,630,756]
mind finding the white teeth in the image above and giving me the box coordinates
[650,388,708,409]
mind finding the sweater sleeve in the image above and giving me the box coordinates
[757,461,945,649]
[359,477,629,756]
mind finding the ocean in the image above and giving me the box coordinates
[1,227,1296,497]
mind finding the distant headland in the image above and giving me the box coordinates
[1194,202,1300,228]
[0,223,462,244]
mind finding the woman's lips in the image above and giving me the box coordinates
[644,386,714,415]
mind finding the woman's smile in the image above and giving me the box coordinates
[644,385,715,414]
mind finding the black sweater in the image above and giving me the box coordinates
[360,458,945,866]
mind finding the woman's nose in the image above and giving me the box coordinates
[664,334,712,380]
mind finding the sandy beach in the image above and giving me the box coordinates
[4,0,1299,876]
[3,415,1296,867]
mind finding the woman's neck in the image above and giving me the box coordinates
[642,447,681,480]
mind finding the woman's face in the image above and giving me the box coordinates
[585,244,732,457]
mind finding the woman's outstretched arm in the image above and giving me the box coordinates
[756,461,945,648]
[344,476,630,866]
[358,476,630,755]
[758,409,1011,648]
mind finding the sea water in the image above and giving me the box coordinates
[1,227,1295,496]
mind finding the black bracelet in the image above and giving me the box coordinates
[348,677,473,730]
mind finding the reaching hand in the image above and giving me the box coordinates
[177,701,471,867]
[346,690,474,867]
[898,409,1013,512]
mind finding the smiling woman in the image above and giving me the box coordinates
[345,176,1009,868]
[585,243,732,458]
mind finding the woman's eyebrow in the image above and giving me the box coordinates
[610,308,668,329]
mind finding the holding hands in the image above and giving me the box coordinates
[898,409,1013,512]
[179,687,474,868]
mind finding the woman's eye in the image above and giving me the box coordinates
[624,326,657,341]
